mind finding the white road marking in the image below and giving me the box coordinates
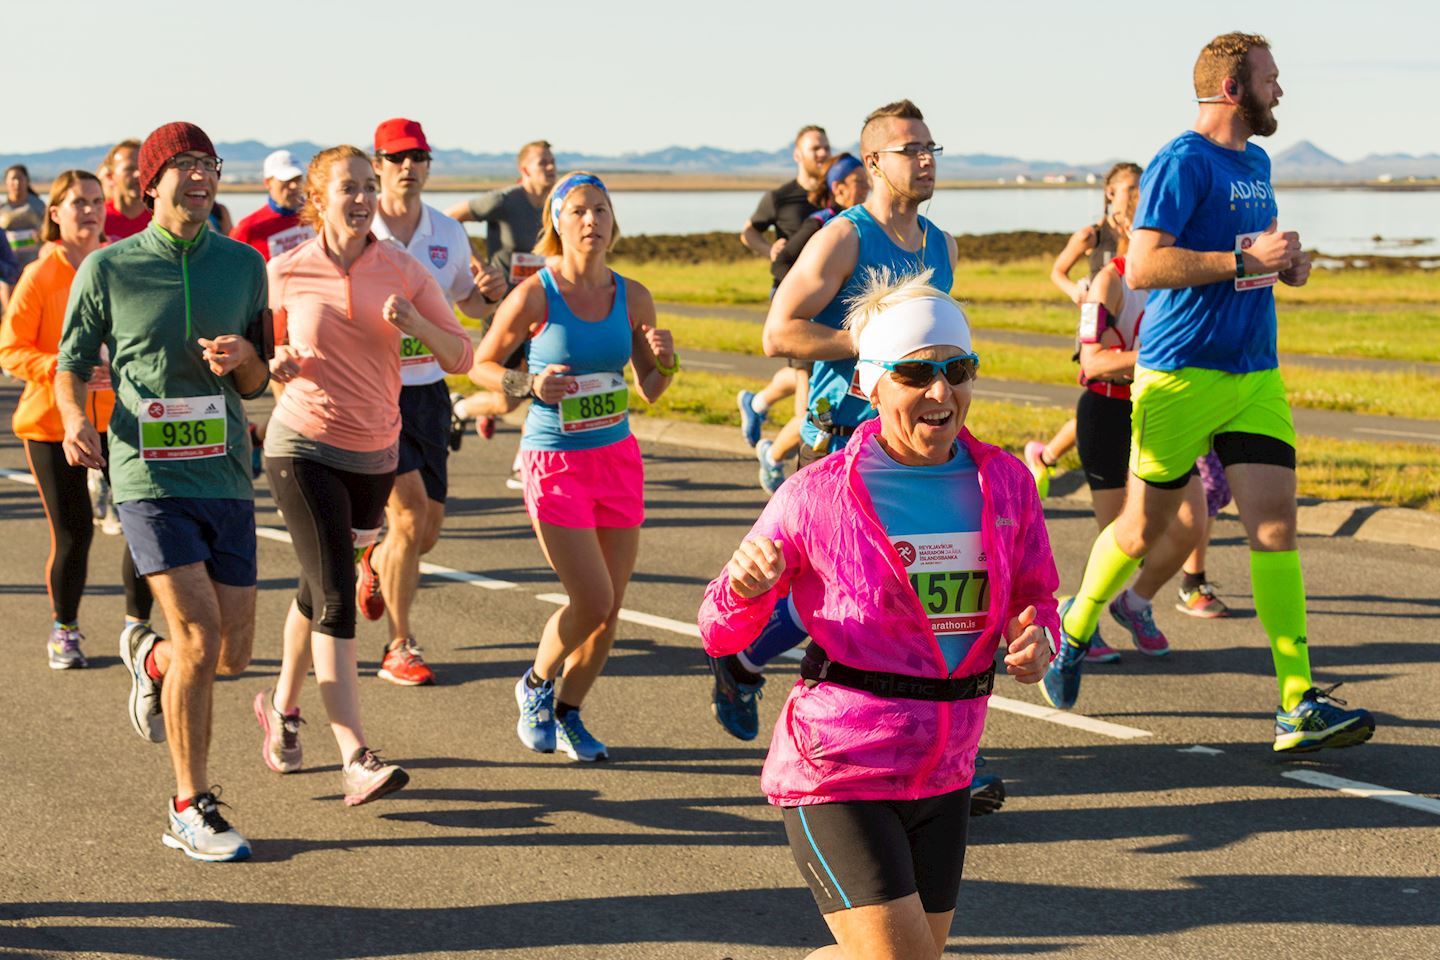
[0,467,36,485]
[1354,427,1440,442]
[986,696,1154,740]
[1178,745,1225,755]
[256,524,517,590]
[534,592,700,637]
[1281,770,1440,817]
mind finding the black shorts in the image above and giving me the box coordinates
[1074,389,1133,491]
[787,358,815,374]
[398,381,451,503]
[782,787,971,915]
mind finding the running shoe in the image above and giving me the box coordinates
[505,470,524,491]
[737,390,766,448]
[448,392,469,452]
[163,790,251,862]
[377,637,434,686]
[1274,683,1376,753]
[1023,441,1052,499]
[1085,631,1121,665]
[969,756,1006,817]
[356,543,384,622]
[342,747,409,805]
[1108,594,1170,656]
[1176,581,1231,619]
[100,502,122,536]
[252,688,303,774]
[248,422,263,479]
[515,670,556,753]
[87,468,106,520]
[556,709,609,762]
[1039,598,1088,710]
[756,439,785,495]
[476,415,496,440]
[47,625,88,670]
[120,621,166,742]
[708,653,765,741]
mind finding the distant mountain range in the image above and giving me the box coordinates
[3,138,1436,183]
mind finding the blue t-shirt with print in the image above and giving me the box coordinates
[1132,131,1279,374]
[857,438,987,673]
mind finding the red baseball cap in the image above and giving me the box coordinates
[374,118,431,155]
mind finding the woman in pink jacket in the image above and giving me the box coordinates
[699,269,1060,960]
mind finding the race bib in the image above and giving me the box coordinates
[138,395,227,461]
[891,532,990,635]
[400,336,437,368]
[559,373,628,433]
[1235,231,1279,291]
[6,227,37,249]
[509,252,546,287]
[266,224,314,259]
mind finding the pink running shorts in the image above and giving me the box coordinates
[521,433,645,529]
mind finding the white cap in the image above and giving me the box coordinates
[263,149,305,182]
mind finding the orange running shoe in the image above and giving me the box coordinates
[378,638,435,686]
[356,544,384,622]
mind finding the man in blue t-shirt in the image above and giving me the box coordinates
[1042,32,1375,755]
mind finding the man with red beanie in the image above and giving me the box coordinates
[56,121,271,862]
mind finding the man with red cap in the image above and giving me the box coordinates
[358,118,505,686]
[56,121,271,862]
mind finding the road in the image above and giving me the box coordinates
[0,383,1436,959]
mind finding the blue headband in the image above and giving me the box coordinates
[550,174,609,225]
[826,154,864,190]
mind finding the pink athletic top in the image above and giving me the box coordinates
[267,234,473,452]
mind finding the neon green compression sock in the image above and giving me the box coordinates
[1062,523,1143,645]
[1251,549,1312,712]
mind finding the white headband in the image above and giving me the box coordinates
[855,296,972,398]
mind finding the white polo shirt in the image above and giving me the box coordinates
[372,203,478,386]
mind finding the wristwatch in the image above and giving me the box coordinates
[1235,250,1247,279]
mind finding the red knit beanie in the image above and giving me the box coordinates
[138,122,217,208]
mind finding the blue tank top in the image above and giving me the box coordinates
[801,206,955,449]
[522,268,634,451]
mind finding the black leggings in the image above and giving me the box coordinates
[266,455,394,639]
[24,438,153,624]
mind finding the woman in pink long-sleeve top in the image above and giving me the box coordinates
[698,269,1060,960]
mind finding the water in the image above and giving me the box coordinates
[214,187,1440,257]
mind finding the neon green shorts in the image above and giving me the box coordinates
[1130,366,1296,484]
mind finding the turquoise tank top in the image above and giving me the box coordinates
[800,206,954,449]
[522,268,634,451]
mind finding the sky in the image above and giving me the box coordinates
[7,0,1438,163]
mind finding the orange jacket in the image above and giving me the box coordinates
[0,246,114,441]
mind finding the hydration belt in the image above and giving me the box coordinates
[800,643,996,702]
[1084,379,1131,400]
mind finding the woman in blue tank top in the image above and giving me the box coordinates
[468,172,677,762]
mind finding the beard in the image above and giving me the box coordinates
[1239,88,1278,137]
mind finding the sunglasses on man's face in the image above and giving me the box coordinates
[381,150,431,164]
[863,354,981,388]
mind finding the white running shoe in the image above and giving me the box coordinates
[163,791,251,862]
[119,622,166,742]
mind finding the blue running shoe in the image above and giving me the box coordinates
[709,654,765,741]
[514,671,556,753]
[1039,597,1089,709]
[969,755,1006,817]
[756,439,785,495]
[556,709,608,761]
[1274,683,1376,753]
[1108,593,1170,656]
[737,390,766,448]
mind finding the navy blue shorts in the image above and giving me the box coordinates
[398,381,451,503]
[116,497,258,587]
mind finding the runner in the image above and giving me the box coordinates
[56,121,271,860]
[699,270,1057,958]
[229,149,314,262]
[359,118,506,687]
[468,172,676,762]
[1024,162,1142,498]
[257,144,472,800]
[447,139,557,452]
[1177,451,1233,617]
[1040,33,1376,753]
[0,165,47,270]
[736,124,830,449]
[754,152,868,493]
[0,170,155,668]
[98,140,151,240]
[0,229,18,312]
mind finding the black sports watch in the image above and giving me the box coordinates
[1235,250,1247,278]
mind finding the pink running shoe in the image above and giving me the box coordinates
[1108,595,1170,656]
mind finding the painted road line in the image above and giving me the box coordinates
[1178,745,1225,755]
[534,592,701,638]
[987,695,1154,740]
[1281,770,1440,817]
[1354,426,1440,442]
[0,467,36,485]
[256,525,518,590]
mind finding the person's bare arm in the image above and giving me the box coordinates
[1127,221,1300,291]
[762,221,860,361]
[469,277,544,394]
[626,283,675,403]
[446,201,475,222]
[740,220,773,258]
[1078,268,1138,380]
[1050,225,1097,303]
[55,371,105,468]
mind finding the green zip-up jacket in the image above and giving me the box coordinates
[58,222,269,503]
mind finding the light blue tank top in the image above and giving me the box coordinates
[522,268,633,451]
[801,206,954,449]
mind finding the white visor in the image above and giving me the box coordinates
[855,296,972,398]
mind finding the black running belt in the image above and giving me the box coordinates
[805,415,858,438]
[800,643,996,701]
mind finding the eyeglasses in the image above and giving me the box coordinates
[170,156,223,175]
[873,143,943,160]
[862,354,980,388]
[380,150,431,164]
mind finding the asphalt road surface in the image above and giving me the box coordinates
[0,385,1436,959]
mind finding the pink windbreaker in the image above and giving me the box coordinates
[698,417,1060,806]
